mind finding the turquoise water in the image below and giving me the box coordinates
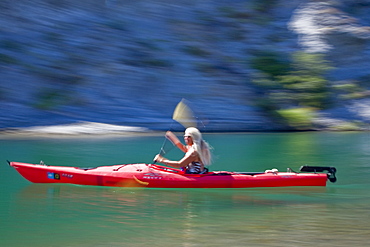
[1,132,370,246]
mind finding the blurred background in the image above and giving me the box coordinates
[1,0,370,132]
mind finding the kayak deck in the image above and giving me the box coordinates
[9,161,336,188]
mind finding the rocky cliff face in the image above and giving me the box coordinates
[1,0,369,132]
[290,1,370,79]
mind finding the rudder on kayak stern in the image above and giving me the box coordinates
[299,165,337,183]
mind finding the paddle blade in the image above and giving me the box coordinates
[172,99,196,128]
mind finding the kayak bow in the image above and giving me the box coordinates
[8,161,336,188]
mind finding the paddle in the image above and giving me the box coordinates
[157,99,196,158]
[172,98,197,128]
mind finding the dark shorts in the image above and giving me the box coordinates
[184,167,209,174]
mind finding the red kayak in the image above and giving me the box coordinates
[8,161,336,188]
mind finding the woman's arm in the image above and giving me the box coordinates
[166,131,187,153]
[154,150,197,168]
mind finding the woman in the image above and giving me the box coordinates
[154,127,212,174]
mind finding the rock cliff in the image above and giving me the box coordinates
[1,0,369,132]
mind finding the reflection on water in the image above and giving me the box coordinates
[7,183,370,247]
[1,133,370,246]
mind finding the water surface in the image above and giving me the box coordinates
[1,132,370,246]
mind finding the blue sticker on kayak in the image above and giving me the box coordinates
[47,172,60,180]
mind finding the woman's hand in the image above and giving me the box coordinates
[165,131,180,145]
[166,131,187,153]
[153,154,164,163]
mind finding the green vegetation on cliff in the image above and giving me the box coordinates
[251,51,332,129]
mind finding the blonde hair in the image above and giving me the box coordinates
[185,127,212,166]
